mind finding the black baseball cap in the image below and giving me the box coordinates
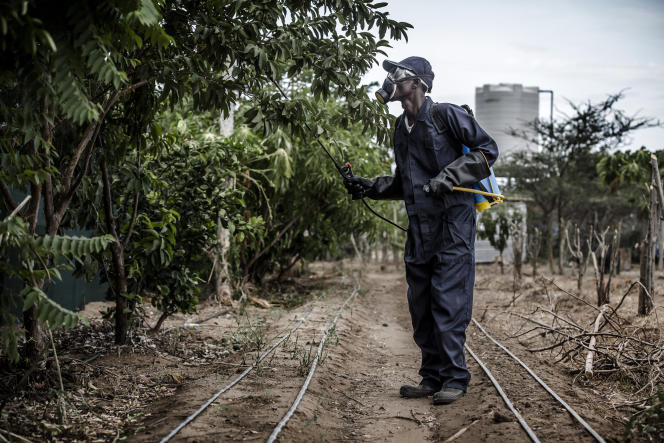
[383,56,434,92]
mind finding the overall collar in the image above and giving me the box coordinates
[397,96,432,131]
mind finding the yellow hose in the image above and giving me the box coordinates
[453,186,504,201]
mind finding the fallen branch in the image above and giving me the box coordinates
[328,385,368,407]
[0,429,33,443]
[248,294,271,309]
[444,419,479,443]
[585,305,608,377]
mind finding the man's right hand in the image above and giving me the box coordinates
[343,176,374,200]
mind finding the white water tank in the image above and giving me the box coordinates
[475,83,539,162]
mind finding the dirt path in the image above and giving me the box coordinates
[135,263,625,442]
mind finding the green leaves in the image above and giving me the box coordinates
[0,213,106,362]
[32,234,115,260]
[1,0,413,351]
[478,206,513,254]
[20,286,85,330]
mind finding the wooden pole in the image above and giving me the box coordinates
[639,185,656,315]
[651,155,664,272]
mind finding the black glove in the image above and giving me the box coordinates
[343,176,374,200]
[424,151,490,196]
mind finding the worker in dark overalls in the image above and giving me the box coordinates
[344,56,498,404]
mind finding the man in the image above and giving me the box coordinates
[344,56,498,404]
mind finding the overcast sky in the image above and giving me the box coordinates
[363,0,664,150]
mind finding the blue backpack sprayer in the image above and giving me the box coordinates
[460,145,503,211]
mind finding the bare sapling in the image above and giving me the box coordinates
[566,223,587,291]
[527,227,542,276]
[590,223,621,306]
[510,218,524,288]
[639,154,664,315]
[558,218,567,275]
[349,233,363,263]
[639,185,656,315]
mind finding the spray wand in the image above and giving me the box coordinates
[270,79,408,232]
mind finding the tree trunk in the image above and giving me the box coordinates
[557,216,565,275]
[652,154,664,275]
[151,311,169,333]
[23,104,60,362]
[381,230,389,263]
[639,241,653,315]
[639,187,656,316]
[101,156,130,344]
[546,212,555,274]
[527,227,541,277]
[22,146,47,360]
[510,219,523,284]
[211,217,233,305]
[22,291,46,361]
[392,205,400,264]
[277,254,301,281]
[658,224,664,272]
[349,233,362,263]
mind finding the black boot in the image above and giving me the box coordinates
[399,383,438,398]
[432,388,465,405]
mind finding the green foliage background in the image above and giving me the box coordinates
[0,0,410,358]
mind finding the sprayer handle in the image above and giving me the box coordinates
[341,161,364,200]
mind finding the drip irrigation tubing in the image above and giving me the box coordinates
[470,318,606,443]
[464,344,540,443]
[266,284,360,443]
[159,306,314,443]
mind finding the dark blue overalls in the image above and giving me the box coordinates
[391,98,498,391]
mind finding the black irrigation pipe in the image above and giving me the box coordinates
[159,306,314,443]
[464,344,540,443]
[83,353,101,364]
[471,318,606,443]
[266,284,360,443]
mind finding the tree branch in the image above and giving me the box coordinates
[244,204,311,278]
[100,155,120,241]
[59,78,155,217]
[122,144,141,249]
[42,101,56,235]
[0,179,17,211]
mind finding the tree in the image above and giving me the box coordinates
[597,148,664,314]
[0,202,113,362]
[1,0,411,350]
[502,93,659,274]
[236,75,399,284]
[478,206,512,274]
[1,0,172,357]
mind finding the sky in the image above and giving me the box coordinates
[362,0,664,150]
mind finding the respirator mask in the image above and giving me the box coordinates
[375,67,418,104]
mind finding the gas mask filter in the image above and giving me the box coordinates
[375,67,417,104]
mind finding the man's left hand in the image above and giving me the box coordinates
[425,175,454,195]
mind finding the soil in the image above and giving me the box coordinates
[2,261,661,442]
